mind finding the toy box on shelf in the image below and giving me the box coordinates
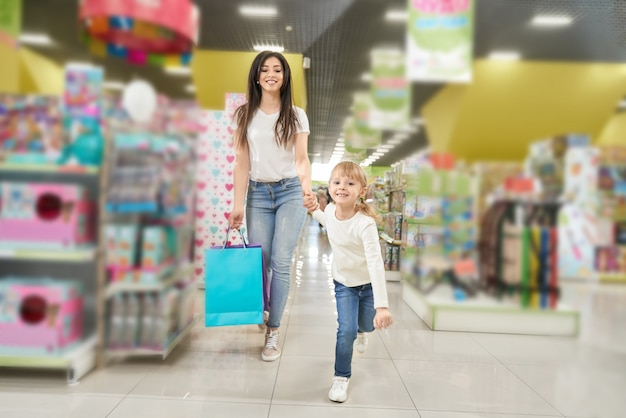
[0,278,84,355]
[0,181,96,249]
[0,67,105,170]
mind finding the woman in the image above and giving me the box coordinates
[229,51,315,361]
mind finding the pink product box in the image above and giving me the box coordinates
[0,182,95,248]
[0,279,84,354]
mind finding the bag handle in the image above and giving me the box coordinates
[223,227,248,249]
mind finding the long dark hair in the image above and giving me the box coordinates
[233,51,299,149]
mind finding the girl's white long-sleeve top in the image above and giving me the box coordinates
[312,204,389,309]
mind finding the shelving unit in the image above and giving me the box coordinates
[99,129,197,364]
[402,279,580,336]
[0,164,106,383]
[0,336,98,383]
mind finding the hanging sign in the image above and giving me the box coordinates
[79,0,200,66]
[406,0,474,83]
[0,0,21,48]
[370,48,411,130]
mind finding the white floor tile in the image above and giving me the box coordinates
[0,392,122,418]
[272,355,415,409]
[269,404,421,417]
[382,329,498,363]
[509,363,626,418]
[395,360,560,415]
[108,397,269,418]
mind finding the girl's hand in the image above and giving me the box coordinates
[373,308,393,329]
[303,191,318,212]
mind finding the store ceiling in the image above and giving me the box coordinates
[21,0,626,166]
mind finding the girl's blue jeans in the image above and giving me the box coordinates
[333,280,376,378]
[246,176,307,329]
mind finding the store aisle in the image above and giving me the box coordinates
[0,218,625,418]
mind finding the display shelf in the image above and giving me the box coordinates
[105,315,199,361]
[0,335,97,383]
[598,273,626,284]
[0,163,99,175]
[104,263,193,298]
[0,246,98,262]
[402,280,580,336]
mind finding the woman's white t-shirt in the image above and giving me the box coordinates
[238,106,309,182]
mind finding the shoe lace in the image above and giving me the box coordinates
[332,377,348,392]
[265,331,279,349]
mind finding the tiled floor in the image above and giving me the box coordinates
[1,218,625,418]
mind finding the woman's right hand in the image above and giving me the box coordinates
[229,206,244,230]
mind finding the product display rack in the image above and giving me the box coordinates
[100,130,197,364]
[0,163,106,383]
[393,156,580,337]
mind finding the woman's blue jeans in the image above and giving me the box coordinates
[246,177,307,329]
[333,280,376,378]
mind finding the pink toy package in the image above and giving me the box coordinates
[0,279,84,354]
[0,182,96,248]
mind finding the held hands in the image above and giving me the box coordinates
[303,191,319,213]
[373,307,393,330]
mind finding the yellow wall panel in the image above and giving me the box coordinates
[597,112,626,146]
[0,43,21,94]
[18,47,64,95]
[421,84,466,153]
[191,50,307,111]
[422,60,626,162]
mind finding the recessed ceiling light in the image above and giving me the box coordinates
[360,72,372,82]
[253,44,284,52]
[185,84,196,93]
[531,15,572,26]
[19,33,53,46]
[489,51,521,61]
[381,144,395,149]
[65,61,97,68]
[103,81,125,90]
[385,9,407,23]
[239,5,278,17]
[165,66,192,75]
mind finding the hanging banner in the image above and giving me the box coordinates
[0,0,21,48]
[351,92,381,149]
[406,0,474,83]
[370,48,411,130]
[79,0,199,66]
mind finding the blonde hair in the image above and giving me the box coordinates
[330,161,381,224]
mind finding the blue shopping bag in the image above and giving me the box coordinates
[204,229,265,327]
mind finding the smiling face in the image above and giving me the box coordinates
[258,56,284,94]
[328,163,368,209]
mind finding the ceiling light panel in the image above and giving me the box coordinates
[19,33,53,46]
[531,15,573,26]
[239,5,278,17]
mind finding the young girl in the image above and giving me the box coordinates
[305,161,393,403]
[229,51,316,362]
